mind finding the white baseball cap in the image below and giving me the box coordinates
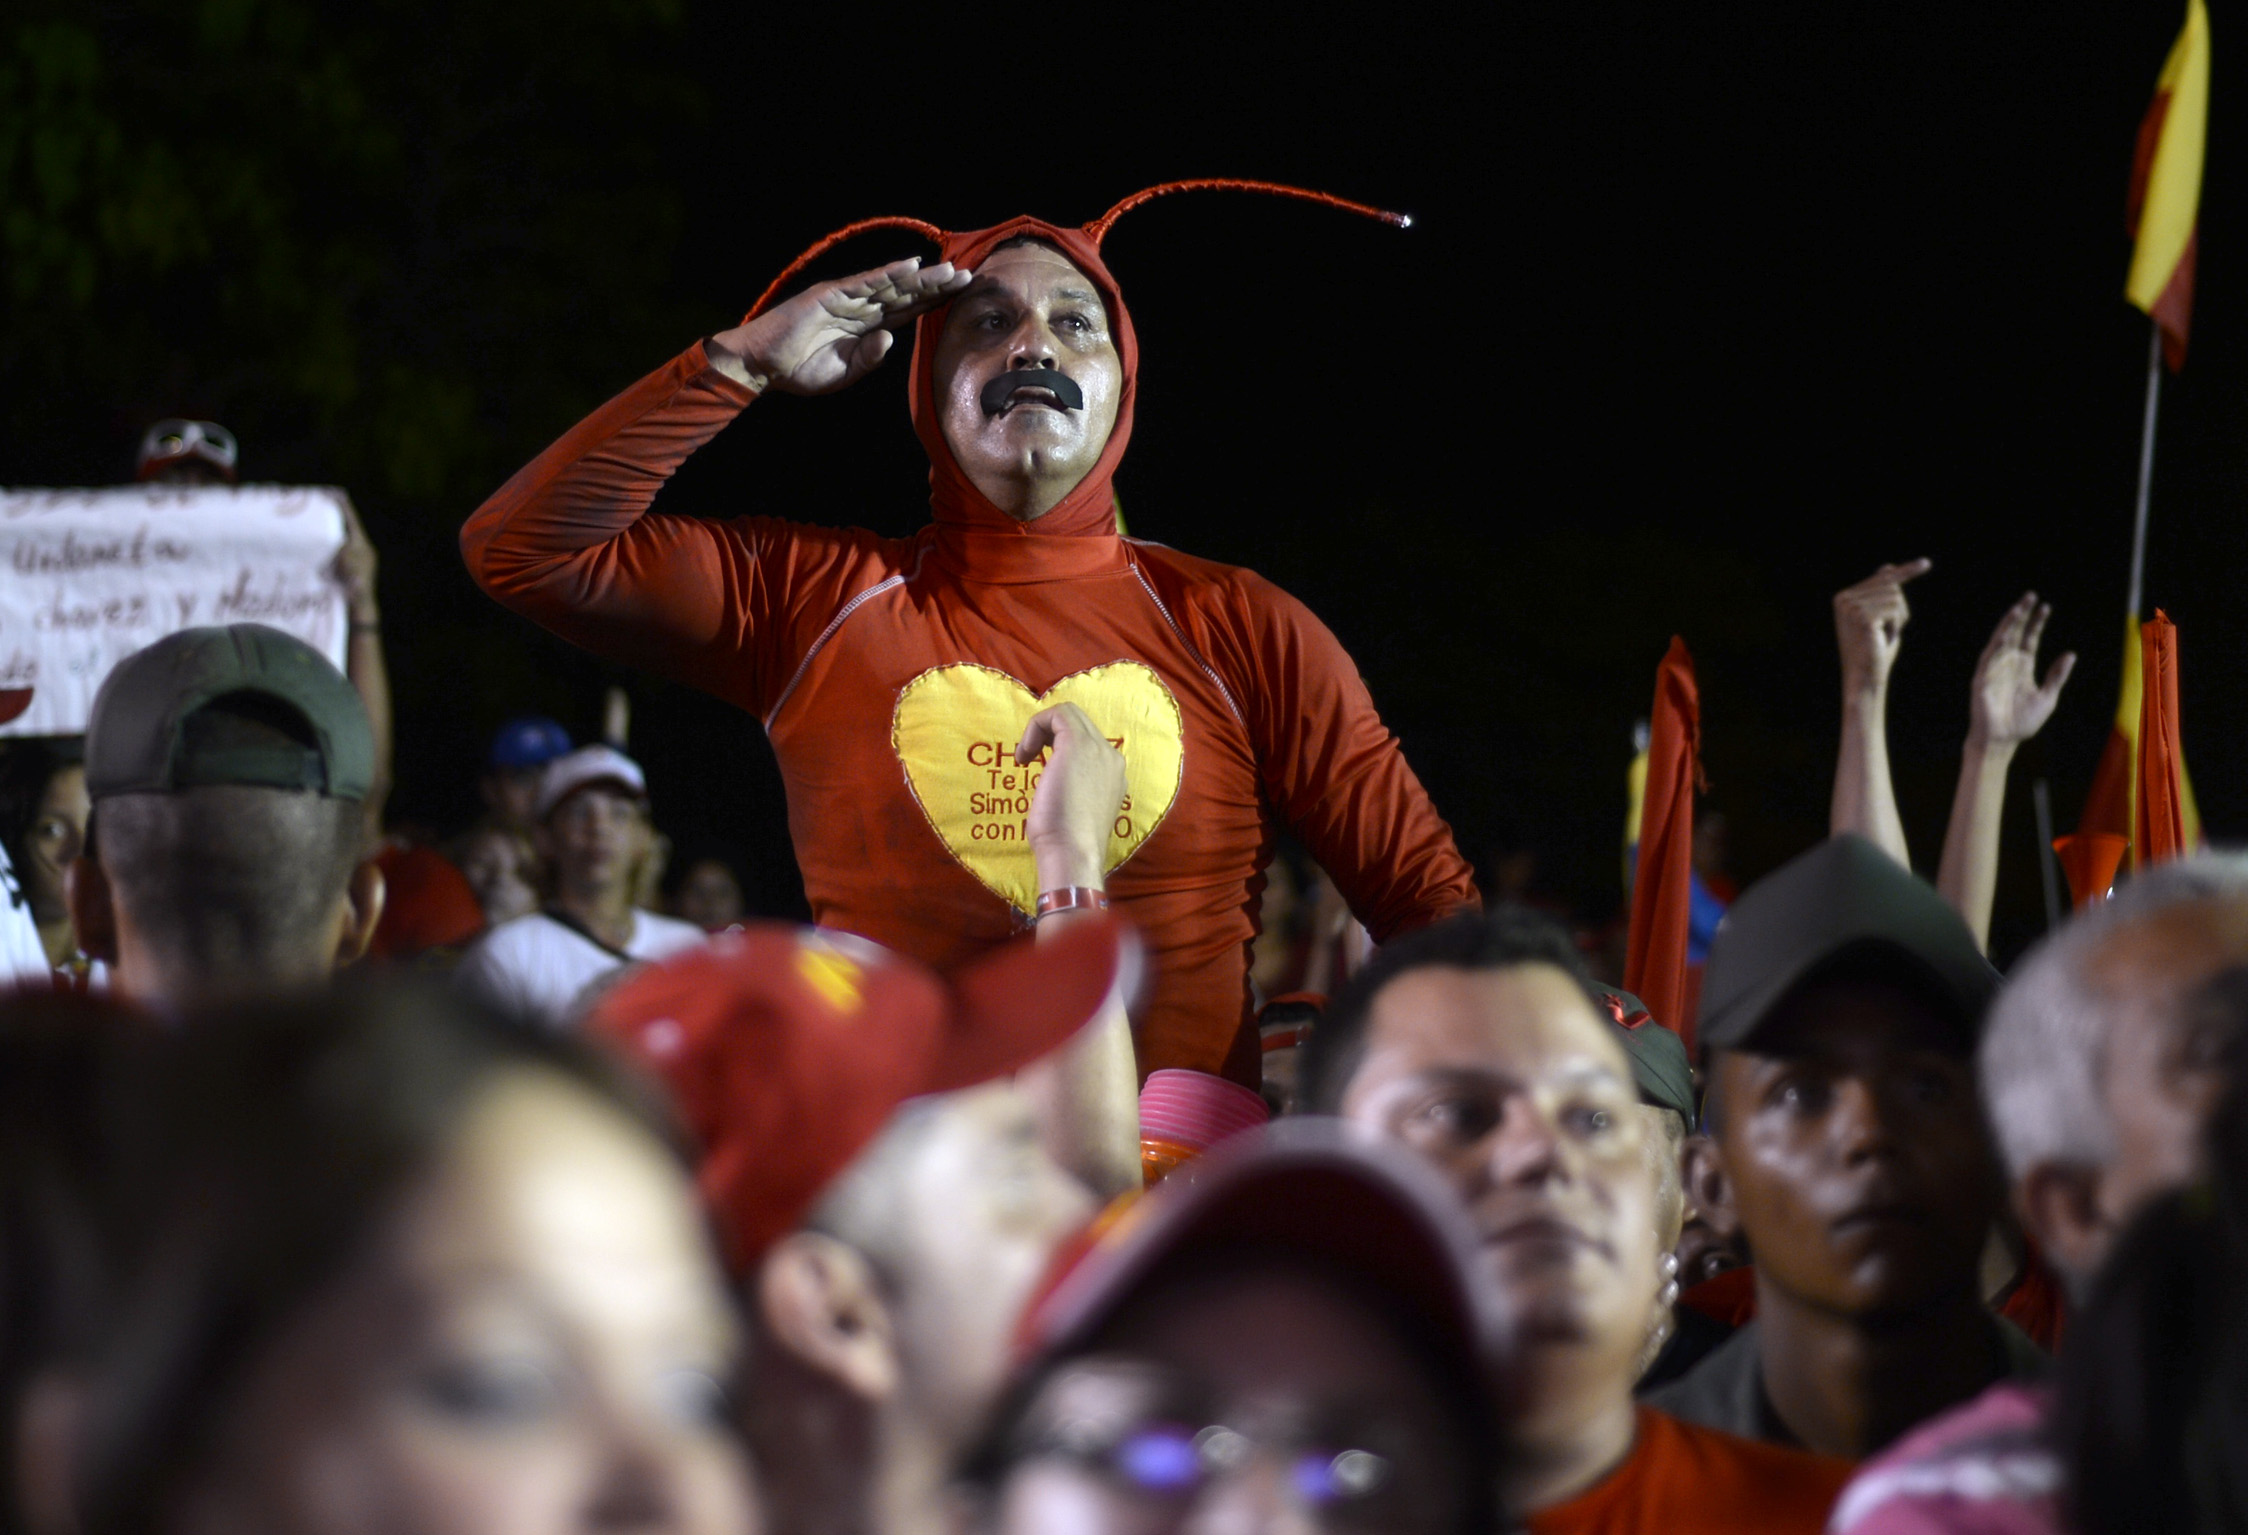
[536,744,647,818]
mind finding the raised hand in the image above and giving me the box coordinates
[1017,701,1127,894]
[330,497,380,625]
[1833,558,1932,695]
[1970,593,2077,749]
[709,256,973,396]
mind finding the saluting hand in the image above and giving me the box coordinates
[709,256,973,396]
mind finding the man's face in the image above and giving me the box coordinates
[2077,902,2248,1233]
[1709,974,1997,1318]
[931,243,1123,518]
[543,785,647,891]
[881,1083,1097,1436]
[1337,965,1660,1374]
[673,859,745,933]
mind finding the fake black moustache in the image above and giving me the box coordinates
[980,367,1085,417]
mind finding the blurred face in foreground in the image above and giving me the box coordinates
[168,1066,760,1535]
[983,1265,1475,1534]
[1337,964,1662,1397]
[782,1082,1095,1433]
[890,1085,1095,1426]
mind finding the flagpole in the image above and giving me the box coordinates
[2126,319,2164,619]
[2032,778,2063,931]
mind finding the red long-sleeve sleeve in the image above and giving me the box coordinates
[1130,553,1479,944]
[461,343,909,718]
[1242,577,1478,942]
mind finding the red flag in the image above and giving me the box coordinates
[2136,611,2189,864]
[1625,638,1700,1053]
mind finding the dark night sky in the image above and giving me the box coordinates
[4,3,2240,964]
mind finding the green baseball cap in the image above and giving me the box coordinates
[1595,983,1697,1124]
[1696,835,1999,1058]
[85,624,374,803]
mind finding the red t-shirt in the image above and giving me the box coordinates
[1527,1407,1851,1535]
[460,340,1475,1081]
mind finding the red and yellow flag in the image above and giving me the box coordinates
[1625,638,1700,1053]
[2060,615,2201,900]
[2128,0,2211,369]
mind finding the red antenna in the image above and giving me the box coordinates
[1085,178,1411,242]
[742,215,947,323]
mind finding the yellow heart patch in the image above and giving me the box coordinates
[891,661,1185,914]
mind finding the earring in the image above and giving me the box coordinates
[1658,1252,1681,1312]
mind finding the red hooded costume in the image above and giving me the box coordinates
[461,189,1477,1083]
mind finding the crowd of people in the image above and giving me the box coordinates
[1,218,2241,1534]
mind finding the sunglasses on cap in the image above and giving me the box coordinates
[136,420,239,480]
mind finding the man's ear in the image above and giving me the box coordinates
[1681,1133,1741,1242]
[757,1232,900,1404]
[335,859,385,968]
[2015,1162,2105,1291]
[63,856,114,965]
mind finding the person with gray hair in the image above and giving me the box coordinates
[1828,851,2248,1533]
[1978,850,2248,1293]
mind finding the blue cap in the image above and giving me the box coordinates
[487,716,572,772]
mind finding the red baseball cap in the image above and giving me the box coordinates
[1016,1117,1499,1370]
[365,845,486,961]
[586,916,1141,1268]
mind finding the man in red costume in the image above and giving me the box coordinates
[462,204,1476,1084]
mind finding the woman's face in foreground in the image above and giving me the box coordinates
[171,1067,761,1535]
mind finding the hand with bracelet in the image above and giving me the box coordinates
[1017,701,1126,924]
[1012,699,1138,1197]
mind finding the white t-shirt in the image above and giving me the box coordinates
[0,839,54,990]
[454,908,705,1026]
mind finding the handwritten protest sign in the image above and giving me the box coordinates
[0,484,348,736]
